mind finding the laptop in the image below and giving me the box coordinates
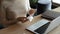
[26,19,50,34]
[42,10,60,20]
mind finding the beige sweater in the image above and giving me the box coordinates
[2,0,31,18]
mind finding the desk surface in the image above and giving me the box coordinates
[52,7,60,12]
[0,15,43,34]
[52,0,60,4]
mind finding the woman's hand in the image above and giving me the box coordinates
[17,17,28,23]
[29,9,35,16]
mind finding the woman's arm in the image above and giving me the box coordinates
[25,0,35,22]
[4,7,18,26]
[0,6,18,27]
[27,9,35,22]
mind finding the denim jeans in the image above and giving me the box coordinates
[34,2,52,16]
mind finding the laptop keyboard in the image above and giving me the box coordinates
[26,19,50,33]
[35,22,50,34]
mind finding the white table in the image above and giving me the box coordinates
[52,0,60,4]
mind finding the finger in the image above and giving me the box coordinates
[21,19,28,23]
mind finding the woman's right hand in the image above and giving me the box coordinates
[17,17,28,23]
